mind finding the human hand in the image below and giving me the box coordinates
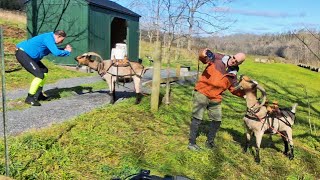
[202,48,210,57]
[65,44,72,52]
[205,50,215,62]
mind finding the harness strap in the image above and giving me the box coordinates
[244,114,267,121]
[247,109,292,142]
[106,61,142,78]
[97,62,106,77]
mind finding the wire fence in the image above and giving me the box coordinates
[0,27,10,176]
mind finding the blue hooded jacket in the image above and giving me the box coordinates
[16,32,70,62]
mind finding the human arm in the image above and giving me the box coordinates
[44,35,71,57]
[228,77,245,98]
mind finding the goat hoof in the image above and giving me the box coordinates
[135,98,141,104]
[288,155,294,160]
[242,148,248,153]
[135,93,142,104]
[255,157,261,164]
[109,98,115,104]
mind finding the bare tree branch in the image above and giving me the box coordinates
[294,32,320,62]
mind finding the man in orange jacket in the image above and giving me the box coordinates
[188,48,246,150]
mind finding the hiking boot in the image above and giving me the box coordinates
[188,143,201,151]
[206,121,221,149]
[25,94,41,106]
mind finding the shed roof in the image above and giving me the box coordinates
[24,0,141,18]
[88,0,141,18]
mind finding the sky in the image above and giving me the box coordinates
[117,0,320,35]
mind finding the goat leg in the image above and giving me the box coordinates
[108,92,115,104]
[287,130,294,160]
[135,93,142,104]
[243,132,251,153]
[288,145,294,160]
[281,134,289,156]
[255,148,261,164]
[254,131,263,164]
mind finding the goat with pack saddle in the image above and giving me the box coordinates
[236,75,298,163]
[75,52,148,104]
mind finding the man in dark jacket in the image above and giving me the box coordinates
[15,30,72,106]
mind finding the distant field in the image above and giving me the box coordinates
[0,8,26,24]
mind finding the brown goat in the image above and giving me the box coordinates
[75,52,148,104]
[237,75,298,163]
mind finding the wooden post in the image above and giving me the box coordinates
[151,42,162,112]
[176,65,181,77]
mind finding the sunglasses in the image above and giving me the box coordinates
[232,56,239,64]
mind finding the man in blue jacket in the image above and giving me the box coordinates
[15,30,72,106]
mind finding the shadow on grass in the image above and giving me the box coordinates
[43,86,141,103]
[44,86,94,99]
[16,124,77,176]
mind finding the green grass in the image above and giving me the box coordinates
[0,75,319,179]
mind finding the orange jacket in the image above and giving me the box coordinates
[195,50,245,102]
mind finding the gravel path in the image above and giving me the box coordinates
[0,69,196,136]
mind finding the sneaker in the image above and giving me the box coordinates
[25,94,41,106]
[188,143,201,151]
[205,141,216,149]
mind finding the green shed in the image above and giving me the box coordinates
[24,0,141,65]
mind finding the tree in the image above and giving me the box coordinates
[161,0,186,104]
[181,0,234,50]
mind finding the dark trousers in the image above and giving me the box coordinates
[15,49,48,79]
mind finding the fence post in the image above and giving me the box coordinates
[0,27,10,176]
[176,65,181,77]
[151,41,162,112]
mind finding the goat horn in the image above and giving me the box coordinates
[86,52,103,62]
[256,84,267,107]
